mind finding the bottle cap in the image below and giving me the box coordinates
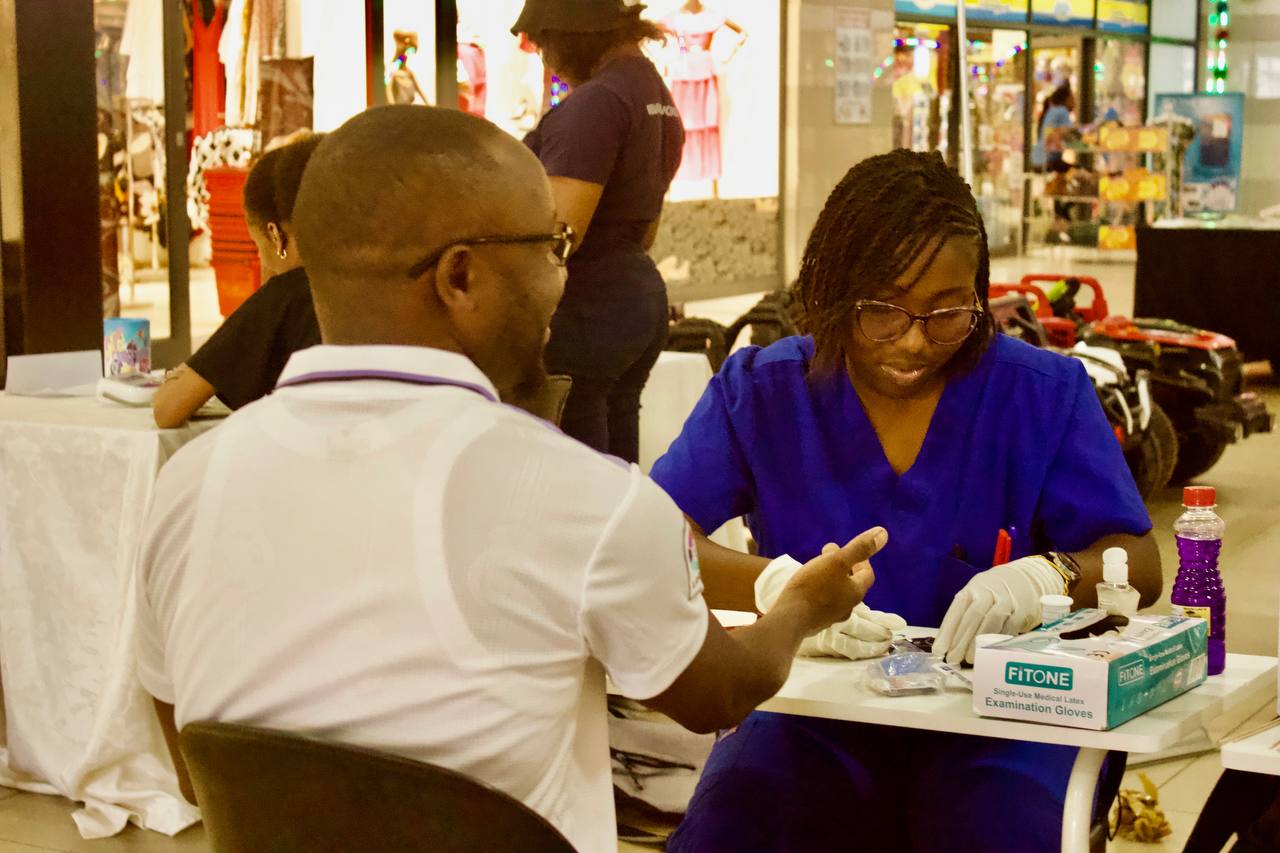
[1102,546,1128,585]
[1040,594,1073,609]
[1183,485,1217,508]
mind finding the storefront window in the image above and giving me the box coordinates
[1094,39,1147,126]
[1151,0,1197,41]
[1032,41,1080,120]
[385,0,439,107]
[966,30,1027,251]
[95,0,176,338]
[889,25,952,158]
[644,1,781,295]
[457,0,545,135]
[1148,43,1197,99]
[460,0,781,298]
[1027,40,1088,247]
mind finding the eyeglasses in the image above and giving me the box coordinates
[406,223,576,279]
[854,299,982,345]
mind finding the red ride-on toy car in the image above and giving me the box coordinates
[989,285,1178,499]
[1020,274,1274,484]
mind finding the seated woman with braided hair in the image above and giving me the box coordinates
[153,134,323,427]
[651,149,1161,852]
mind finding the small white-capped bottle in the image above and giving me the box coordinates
[1097,547,1140,617]
[1040,594,1073,626]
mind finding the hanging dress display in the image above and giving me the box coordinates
[665,9,725,183]
[120,0,166,104]
[220,0,287,127]
[457,41,488,117]
[192,2,228,136]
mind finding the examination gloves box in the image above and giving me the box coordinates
[972,610,1209,731]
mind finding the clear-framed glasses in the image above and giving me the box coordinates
[407,222,576,279]
[854,299,982,345]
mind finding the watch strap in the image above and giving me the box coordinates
[1045,551,1083,594]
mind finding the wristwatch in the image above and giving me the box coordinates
[1044,551,1084,594]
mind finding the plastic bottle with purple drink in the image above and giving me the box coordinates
[1171,485,1227,675]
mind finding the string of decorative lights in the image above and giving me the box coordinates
[1206,0,1229,93]
[872,38,1027,81]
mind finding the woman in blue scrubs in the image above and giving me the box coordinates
[651,150,1161,852]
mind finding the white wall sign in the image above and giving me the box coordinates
[834,7,874,125]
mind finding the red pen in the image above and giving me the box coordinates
[993,529,1012,566]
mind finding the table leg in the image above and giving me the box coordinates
[1061,746,1107,853]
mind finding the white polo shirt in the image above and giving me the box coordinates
[135,345,709,853]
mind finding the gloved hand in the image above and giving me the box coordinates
[755,552,906,660]
[933,556,1066,665]
[797,604,908,660]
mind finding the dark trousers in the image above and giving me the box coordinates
[667,711,1092,853]
[544,290,669,464]
[1185,769,1280,853]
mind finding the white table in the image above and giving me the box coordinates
[1221,720,1280,776]
[759,649,1277,853]
[0,394,217,838]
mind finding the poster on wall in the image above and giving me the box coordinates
[1152,92,1246,215]
[835,8,874,125]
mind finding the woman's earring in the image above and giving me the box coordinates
[269,222,287,260]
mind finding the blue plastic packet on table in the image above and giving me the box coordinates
[867,637,973,696]
[865,652,945,697]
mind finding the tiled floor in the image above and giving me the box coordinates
[16,255,1278,850]
[1111,702,1280,852]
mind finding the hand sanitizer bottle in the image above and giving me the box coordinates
[1096,547,1139,617]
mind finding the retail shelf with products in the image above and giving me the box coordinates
[1024,124,1175,252]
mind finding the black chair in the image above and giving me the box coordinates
[179,721,576,853]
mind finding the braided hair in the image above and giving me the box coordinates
[795,149,995,377]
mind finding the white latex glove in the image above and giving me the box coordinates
[797,604,908,660]
[755,555,907,660]
[933,556,1066,665]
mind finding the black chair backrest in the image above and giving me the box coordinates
[722,289,802,354]
[180,721,576,853]
[666,316,729,372]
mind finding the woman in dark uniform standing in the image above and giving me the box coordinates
[513,0,683,462]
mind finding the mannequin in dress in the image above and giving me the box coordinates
[662,0,746,197]
[386,30,429,105]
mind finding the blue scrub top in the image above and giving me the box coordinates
[650,334,1152,628]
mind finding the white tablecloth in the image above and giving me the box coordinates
[0,359,732,838]
[0,394,216,838]
[639,352,748,551]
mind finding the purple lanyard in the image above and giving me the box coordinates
[276,369,497,402]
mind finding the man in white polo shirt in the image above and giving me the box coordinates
[135,105,886,853]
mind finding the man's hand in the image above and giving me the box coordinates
[763,527,887,636]
[642,527,887,733]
